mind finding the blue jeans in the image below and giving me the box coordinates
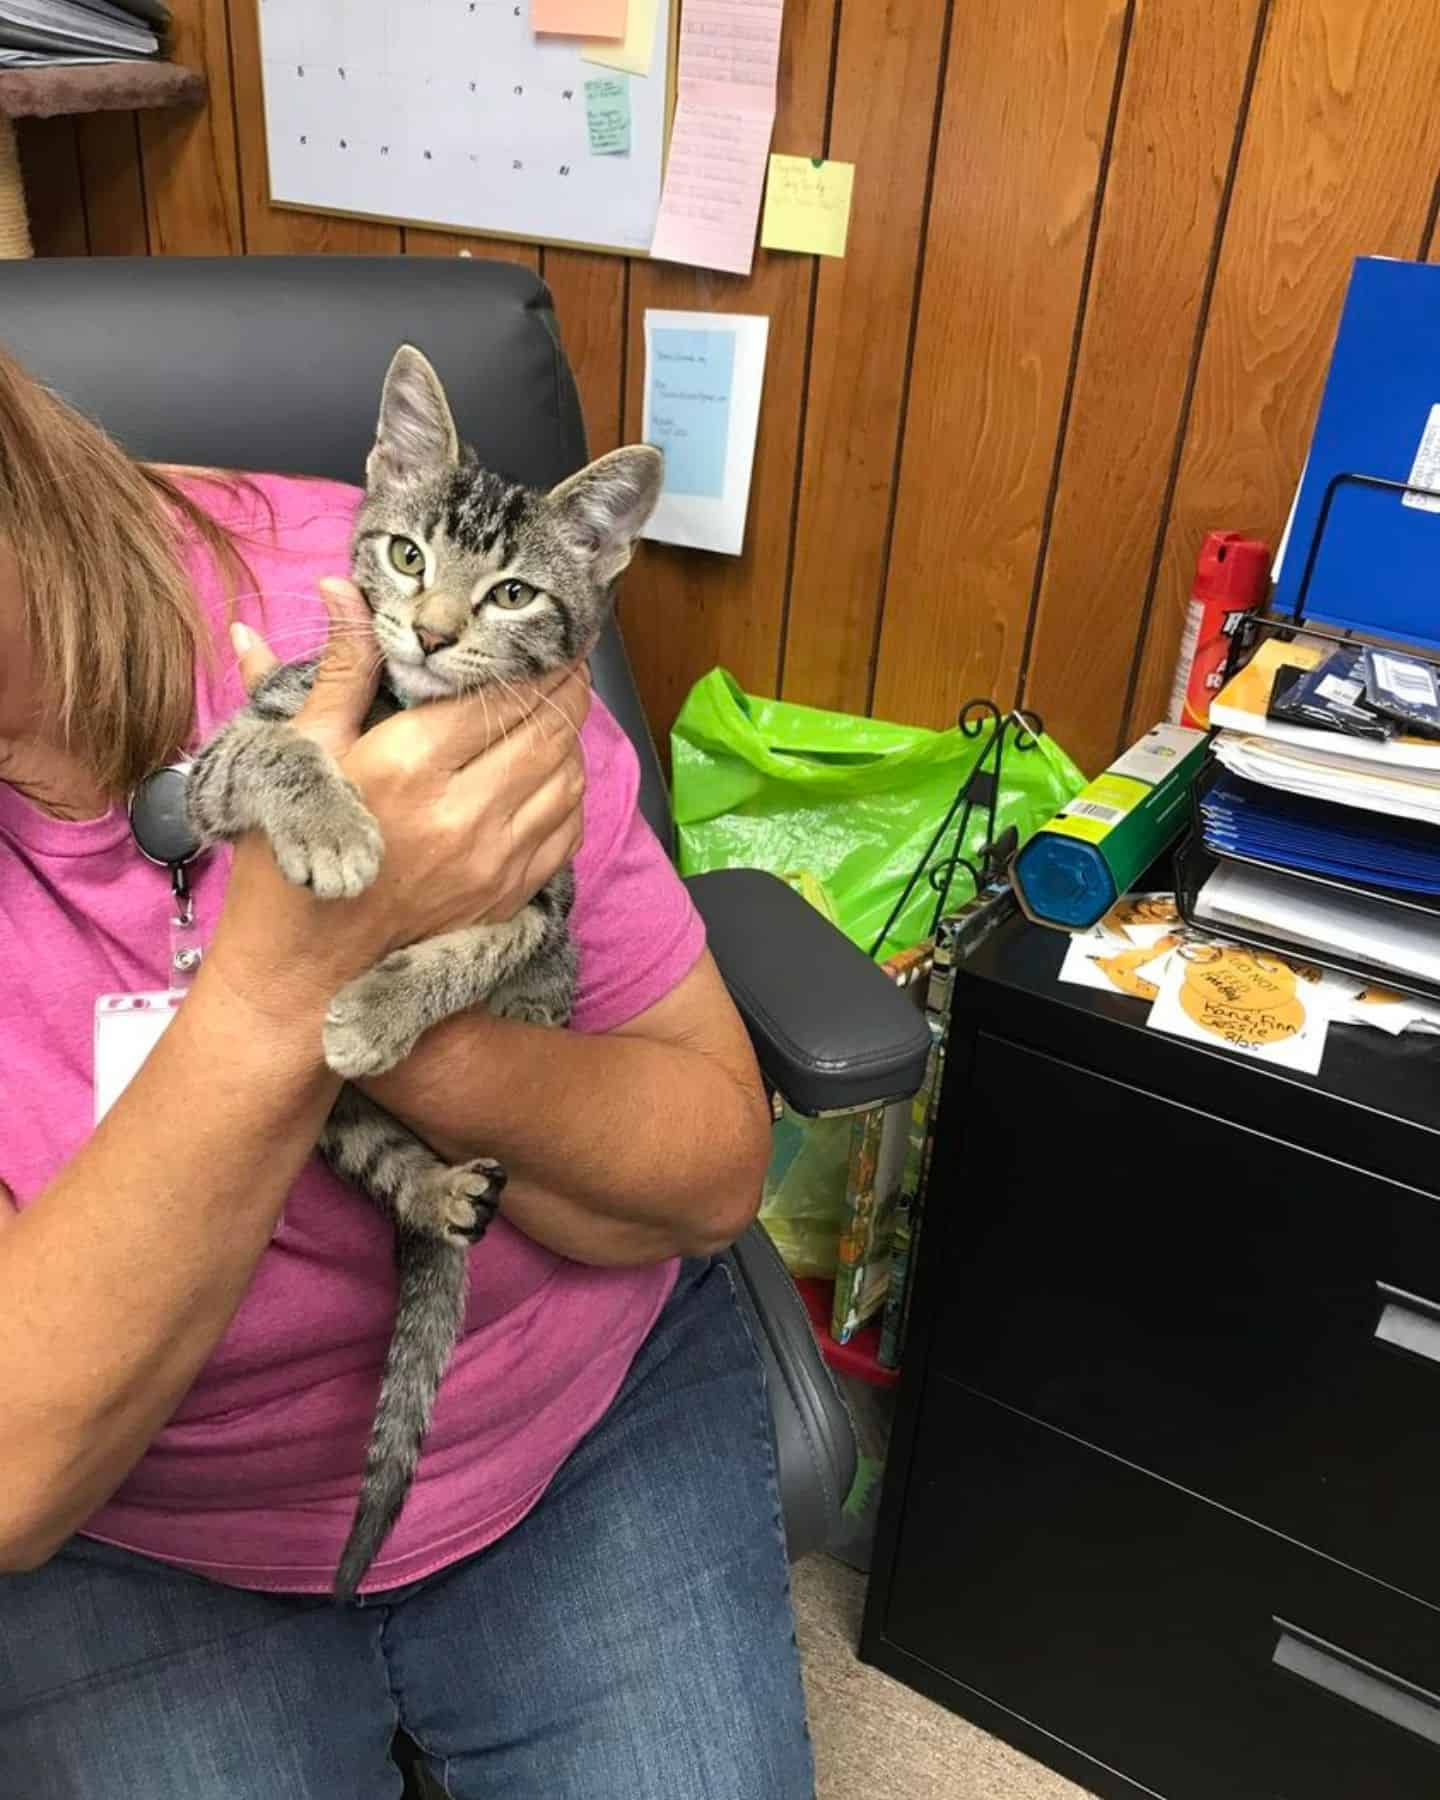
[0,1257,814,1799]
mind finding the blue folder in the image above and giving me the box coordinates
[1272,257,1440,649]
[1200,771,1440,896]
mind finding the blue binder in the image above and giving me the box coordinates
[1200,771,1440,895]
[1272,256,1440,649]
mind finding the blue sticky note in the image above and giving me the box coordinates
[585,76,631,156]
[648,329,735,498]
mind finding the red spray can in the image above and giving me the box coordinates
[1166,530,1271,730]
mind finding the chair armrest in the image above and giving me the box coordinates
[685,868,933,1116]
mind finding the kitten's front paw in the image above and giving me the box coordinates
[322,952,424,1077]
[271,790,383,900]
[414,1158,507,1246]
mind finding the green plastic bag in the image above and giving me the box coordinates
[758,1104,853,1280]
[672,670,1086,958]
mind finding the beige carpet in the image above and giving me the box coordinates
[792,1555,1094,1800]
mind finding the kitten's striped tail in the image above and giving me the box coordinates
[333,1229,469,1602]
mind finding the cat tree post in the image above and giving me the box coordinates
[0,114,31,257]
[0,62,206,260]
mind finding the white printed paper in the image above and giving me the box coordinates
[1058,927,1126,993]
[94,992,183,1126]
[1270,456,1307,583]
[1109,722,1205,785]
[1058,926,1179,1003]
[1197,861,1440,987]
[1370,652,1437,706]
[1405,403,1440,514]
[1324,977,1440,1035]
[642,309,768,556]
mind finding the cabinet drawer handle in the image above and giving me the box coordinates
[1272,1620,1440,1747]
[1374,1282,1440,1365]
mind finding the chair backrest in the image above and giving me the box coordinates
[0,254,673,851]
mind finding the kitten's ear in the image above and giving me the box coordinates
[547,446,664,584]
[367,345,460,486]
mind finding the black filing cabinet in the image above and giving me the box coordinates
[860,917,1440,1799]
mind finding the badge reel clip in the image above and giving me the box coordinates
[128,764,206,989]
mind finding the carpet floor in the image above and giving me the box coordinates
[792,1555,1095,1800]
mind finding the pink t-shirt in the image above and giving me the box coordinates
[0,473,704,1593]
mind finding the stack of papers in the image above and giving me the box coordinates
[1212,734,1440,826]
[1201,769,1440,895]
[1192,639,1440,1000]
[1195,861,1440,990]
[1189,255,1440,1012]
[0,0,164,62]
[1210,638,1440,826]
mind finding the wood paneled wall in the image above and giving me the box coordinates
[17,0,1440,775]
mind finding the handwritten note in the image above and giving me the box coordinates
[1147,942,1331,1074]
[642,309,769,555]
[677,0,782,86]
[533,0,626,38]
[649,328,735,495]
[647,104,774,275]
[582,0,659,75]
[647,0,783,276]
[761,155,854,257]
[585,76,631,154]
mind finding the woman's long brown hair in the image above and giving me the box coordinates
[0,346,256,795]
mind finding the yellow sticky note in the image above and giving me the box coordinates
[582,0,658,76]
[760,155,855,259]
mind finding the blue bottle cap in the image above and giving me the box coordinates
[1013,833,1117,930]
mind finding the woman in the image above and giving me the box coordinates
[0,347,814,1799]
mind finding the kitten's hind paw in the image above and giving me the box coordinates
[322,952,426,1076]
[414,1158,507,1246]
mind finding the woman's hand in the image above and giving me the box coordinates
[208,579,590,1019]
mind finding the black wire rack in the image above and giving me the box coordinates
[1180,466,1440,1004]
[1173,761,1440,1006]
[1229,468,1440,676]
[866,699,1043,961]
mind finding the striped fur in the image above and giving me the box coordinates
[187,346,663,1600]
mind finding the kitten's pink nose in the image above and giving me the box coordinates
[415,625,458,656]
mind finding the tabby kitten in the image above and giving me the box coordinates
[187,345,663,1600]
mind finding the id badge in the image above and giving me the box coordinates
[94,991,184,1125]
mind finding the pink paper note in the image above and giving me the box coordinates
[533,0,626,38]
[648,0,784,277]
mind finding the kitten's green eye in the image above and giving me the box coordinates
[388,536,425,578]
[492,579,538,611]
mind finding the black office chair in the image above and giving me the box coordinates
[0,256,930,1568]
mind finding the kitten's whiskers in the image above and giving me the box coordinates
[495,673,580,746]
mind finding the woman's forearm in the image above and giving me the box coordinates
[364,996,771,1267]
[0,960,337,1569]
